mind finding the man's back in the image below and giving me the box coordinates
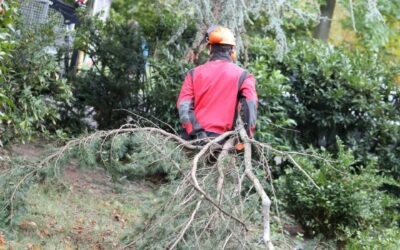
[190,60,245,134]
[177,58,257,137]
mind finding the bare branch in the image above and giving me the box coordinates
[168,200,202,249]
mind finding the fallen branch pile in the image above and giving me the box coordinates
[1,120,320,249]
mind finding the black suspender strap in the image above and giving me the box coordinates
[232,71,249,129]
[238,71,249,90]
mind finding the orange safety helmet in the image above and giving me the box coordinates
[206,25,236,60]
[206,25,236,46]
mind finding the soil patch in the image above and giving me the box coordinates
[63,162,115,197]
[10,139,52,160]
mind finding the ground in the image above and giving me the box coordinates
[2,141,157,250]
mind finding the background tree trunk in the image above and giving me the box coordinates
[313,0,337,41]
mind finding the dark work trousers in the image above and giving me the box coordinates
[180,129,232,164]
[180,129,222,143]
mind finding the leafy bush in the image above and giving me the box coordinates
[345,226,400,249]
[247,38,295,146]
[1,18,73,143]
[0,0,17,135]
[71,14,194,131]
[276,141,394,239]
[0,0,17,71]
[144,58,193,130]
[72,17,147,129]
[249,37,400,179]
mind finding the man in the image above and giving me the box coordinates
[177,25,258,140]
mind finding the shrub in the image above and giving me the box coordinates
[247,38,295,146]
[345,226,400,249]
[0,0,17,72]
[276,140,393,239]
[71,15,194,131]
[144,58,193,130]
[248,37,400,179]
[72,17,147,129]
[0,0,18,140]
[1,18,73,143]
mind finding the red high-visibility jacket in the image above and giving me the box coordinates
[176,54,258,138]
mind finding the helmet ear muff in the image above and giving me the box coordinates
[208,31,223,44]
[231,48,237,61]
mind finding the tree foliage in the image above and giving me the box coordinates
[111,0,196,58]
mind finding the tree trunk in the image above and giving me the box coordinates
[313,0,336,41]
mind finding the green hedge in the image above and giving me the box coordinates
[249,37,400,179]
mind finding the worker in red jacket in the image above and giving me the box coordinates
[177,25,258,140]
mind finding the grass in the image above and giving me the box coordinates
[2,168,157,250]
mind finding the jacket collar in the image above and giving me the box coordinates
[210,51,232,62]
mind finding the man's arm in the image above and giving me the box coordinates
[177,70,195,135]
[239,73,258,138]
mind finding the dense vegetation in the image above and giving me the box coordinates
[1,0,399,248]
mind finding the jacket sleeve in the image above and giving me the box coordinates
[177,71,195,135]
[239,73,258,138]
